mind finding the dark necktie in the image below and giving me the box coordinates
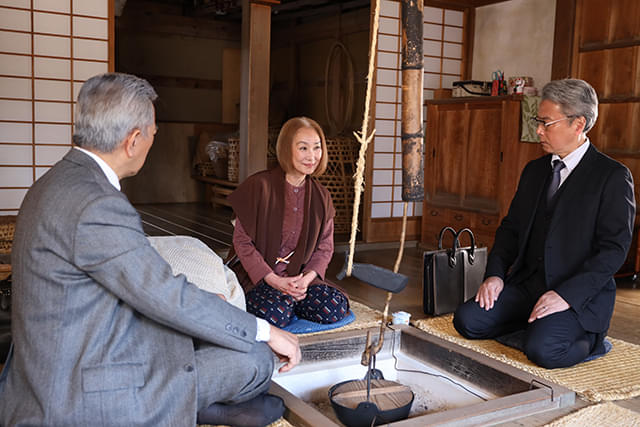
[547,160,566,203]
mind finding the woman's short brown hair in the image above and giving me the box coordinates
[276,116,328,177]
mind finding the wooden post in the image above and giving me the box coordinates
[239,1,279,180]
[400,0,424,202]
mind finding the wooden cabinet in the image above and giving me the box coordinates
[421,96,541,249]
[568,0,640,276]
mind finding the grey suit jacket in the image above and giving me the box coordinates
[0,149,260,426]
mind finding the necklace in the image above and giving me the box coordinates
[286,174,305,187]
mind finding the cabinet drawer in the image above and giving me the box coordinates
[422,205,476,246]
[424,206,447,220]
[474,231,495,249]
[475,213,499,230]
[447,208,474,229]
[421,206,449,246]
[446,208,475,246]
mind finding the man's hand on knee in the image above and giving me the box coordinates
[267,326,301,373]
[475,276,504,310]
[528,290,570,323]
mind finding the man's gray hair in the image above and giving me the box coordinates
[541,79,598,133]
[73,73,158,153]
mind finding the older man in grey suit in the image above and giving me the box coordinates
[0,73,300,426]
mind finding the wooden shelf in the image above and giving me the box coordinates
[424,94,523,106]
[603,150,640,159]
[580,38,640,52]
[427,194,499,214]
[192,175,238,208]
[599,96,640,104]
[192,175,239,187]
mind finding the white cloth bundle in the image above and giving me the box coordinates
[148,236,246,311]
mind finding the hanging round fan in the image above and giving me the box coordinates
[324,41,354,135]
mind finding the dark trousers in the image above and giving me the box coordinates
[453,284,598,369]
[246,282,349,328]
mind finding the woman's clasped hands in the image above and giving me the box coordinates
[264,271,318,301]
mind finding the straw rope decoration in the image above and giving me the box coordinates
[344,0,411,351]
[346,0,381,278]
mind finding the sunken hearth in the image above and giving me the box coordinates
[270,326,575,426]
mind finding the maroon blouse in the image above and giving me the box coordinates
[233,179,334,285]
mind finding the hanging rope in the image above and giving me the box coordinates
[363,202,408,363]
[346,0,381,277]
[346,0,409,281]
[345,0,412,364]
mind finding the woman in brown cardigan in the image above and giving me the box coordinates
[227,117,349,328]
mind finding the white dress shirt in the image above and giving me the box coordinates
[550,138,590,188]
[74,146,121,190]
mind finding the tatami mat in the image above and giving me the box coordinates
[544,402,640,426]
[297,300,384,337]
[199,417,294,427]
[413,314,640,403]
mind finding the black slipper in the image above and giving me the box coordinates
[197,393,285,427]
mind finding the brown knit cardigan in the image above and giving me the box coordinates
[227,166,344,296]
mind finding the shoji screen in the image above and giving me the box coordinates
[0,0,112,214]
[371,0,464,220]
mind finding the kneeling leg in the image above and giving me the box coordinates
[246,282,295,328]
[295,284,348,324]
[453,284,531,339]
[524,310,596,369]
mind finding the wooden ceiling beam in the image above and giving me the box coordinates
[424,0,509,9]
[135,74,222,90]
[271,5,369,47]
[117,1,240,40]
[272,0,369,22]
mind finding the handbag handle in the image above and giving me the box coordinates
[437,226,458,267]
[437,226,457,250]
[454,228,477,264]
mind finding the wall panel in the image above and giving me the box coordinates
[369,0,465,223]
[0,1,112,214]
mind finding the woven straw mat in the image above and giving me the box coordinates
[199,417,294,427]
[298,300,384,337]
[413,314,640,403]
[544,402,640,427]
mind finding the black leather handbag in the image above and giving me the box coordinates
[423,227,487,315]
[0,274,11,364]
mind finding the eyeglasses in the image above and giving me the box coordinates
[530,116,574,130]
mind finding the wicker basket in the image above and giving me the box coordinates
[267,127,281,170]
[228,136,239,182]
[317,135,359,234]
[0,215,16,255]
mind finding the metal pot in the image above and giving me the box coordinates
[328,379,414,427]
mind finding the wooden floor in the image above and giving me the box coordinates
[137,202,640,425]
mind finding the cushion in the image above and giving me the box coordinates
[148,236,245,310]
[282,310,355,334]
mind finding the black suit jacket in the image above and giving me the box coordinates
[485,143,635,333]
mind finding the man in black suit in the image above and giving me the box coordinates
[453,79,635,368]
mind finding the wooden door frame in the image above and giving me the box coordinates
[551,0,577,80]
